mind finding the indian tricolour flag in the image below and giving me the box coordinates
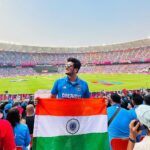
[33,98,110,150]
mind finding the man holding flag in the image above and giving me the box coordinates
[50,57,90,99]
[33,58,110,149]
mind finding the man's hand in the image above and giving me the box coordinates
[129,120,142,139]
[34,97,40,105]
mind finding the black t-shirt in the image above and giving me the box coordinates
[25,115,35,134]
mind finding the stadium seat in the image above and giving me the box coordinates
[111,138,129,150]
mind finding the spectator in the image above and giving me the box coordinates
[128,93,145,141]
[25,104,35,135]
[7,107,30,150]
[50,57,90,98]
[144,94,150,105]
[0,119,16,150]
[121,91,130,110]
[127,105,150,150]
[3,103,12,119]
[129,93,143,119]
[107,93,133,148]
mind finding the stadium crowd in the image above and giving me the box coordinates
[0,45,150,66]
[0,88,150,149]
[0,68,38,77]
[80,63,150,74]
[0,41,150,77]
[0,63,149,77]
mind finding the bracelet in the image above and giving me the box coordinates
[129,137,136,143]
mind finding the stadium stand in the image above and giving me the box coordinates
[0,39,150,76]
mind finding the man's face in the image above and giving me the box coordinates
[65,62,77,76]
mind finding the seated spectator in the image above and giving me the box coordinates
[6,107,30,150]
[127,105,150,150]
[107,93,133,148]
[0,118,16,150]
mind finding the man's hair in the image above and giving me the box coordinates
[132,93,143,105]
[144,94,150,105]
[6,107,20,128]
[111,93,121,103]
[26,104,34,116]
[67,57,81,72]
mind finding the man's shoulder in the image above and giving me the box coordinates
[16,123,28,130]
[77,78,88,85]
[26,115,35,120]
[128,108,135,113]
[55,77,66,83]
[107,106,116,112]
[107,106,127,113]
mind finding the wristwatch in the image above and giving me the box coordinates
[129,137,136,143]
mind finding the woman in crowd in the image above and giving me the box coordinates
[7,107,30,150]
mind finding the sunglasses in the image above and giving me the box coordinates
[65,64,74,68]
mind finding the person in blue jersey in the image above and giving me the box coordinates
[107,93,133,149]
[50,57,90,99]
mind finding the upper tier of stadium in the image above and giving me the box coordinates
[0,39,150,53]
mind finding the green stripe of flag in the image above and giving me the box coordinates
[33,132,110,150]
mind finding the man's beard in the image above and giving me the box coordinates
[65,71,74,76]
[65,72,72,76]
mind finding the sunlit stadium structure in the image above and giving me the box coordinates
[0,38,150,76]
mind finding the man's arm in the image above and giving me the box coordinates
[127,120,142,150]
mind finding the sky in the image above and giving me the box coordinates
[0,0,150,47]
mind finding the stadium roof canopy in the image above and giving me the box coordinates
[0,39,150,53]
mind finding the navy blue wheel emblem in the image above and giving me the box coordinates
[66,119,80,134]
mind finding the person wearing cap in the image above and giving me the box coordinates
[127,105,150,150]
[50,57,90,99]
